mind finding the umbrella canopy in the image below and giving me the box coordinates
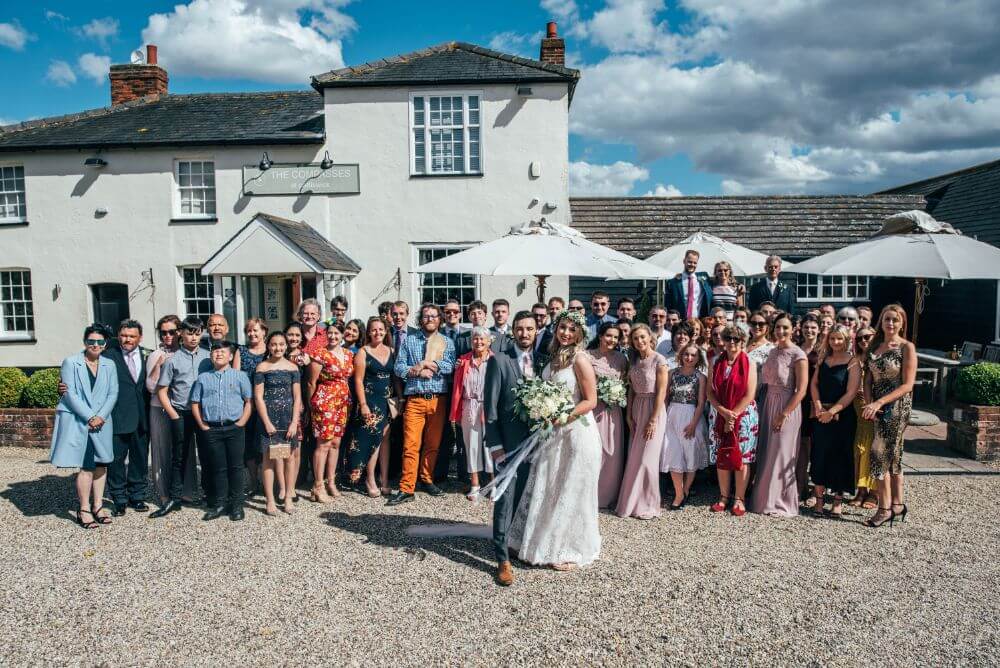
[644,231,793,276]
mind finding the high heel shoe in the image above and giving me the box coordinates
[864,506,895,528]
[893,503,908,523]
[310,483,331,503]
[669,494,685,511]
[91,505,112,525]
[730,497,747,517]
[76,508,99,529]
[709,495,730,513]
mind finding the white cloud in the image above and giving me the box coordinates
[569,161,649,196]
[643,183,683,197]
[78,53,112,85]
[488,30,543,58]
[45,10,69,22]
[140,0,356,83]
[45,60,77,87]
[78,17,120,49]
[0,21,33,50]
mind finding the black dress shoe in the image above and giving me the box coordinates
[128,500,149,512]
[229,506,245,521]
[203,506,227,521]
[385,491,415,506]
[417,482,445,497]
[149,500,182,518]
[111,503,127,517]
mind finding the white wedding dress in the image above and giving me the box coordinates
[508,354,603,566]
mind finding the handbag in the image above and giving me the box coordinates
[264,433,291,460]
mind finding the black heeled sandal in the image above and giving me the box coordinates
[864,506,895,528]
[91,505,112,525]
[76,509,99,529]
[892,503,908,523]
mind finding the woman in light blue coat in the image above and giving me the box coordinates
[50,325,119,528]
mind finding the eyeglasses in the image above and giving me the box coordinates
[722,336,741,343]
[84,338,107,347]
[750,321,768,327]
[443,309,461,315]
[838,316,856,322]
[569,306,585,311]
[159,328,178,337]
[421,314,440,320]
[858,334,874,340]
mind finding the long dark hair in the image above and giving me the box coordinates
[586,321,621,350]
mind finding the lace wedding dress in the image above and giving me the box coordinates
[509,354,603,566]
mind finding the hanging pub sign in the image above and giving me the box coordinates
[242,162,360,196]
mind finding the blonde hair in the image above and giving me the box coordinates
[244,317,268,335]
[548,313,586,371]
[713,260,734,286]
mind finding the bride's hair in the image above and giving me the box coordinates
[548,311,586,371]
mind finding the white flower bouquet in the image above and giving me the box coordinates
[513,376,579,432]
[596,375,628,408]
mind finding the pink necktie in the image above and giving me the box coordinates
[686,274,695,319]
[126,352,138,382]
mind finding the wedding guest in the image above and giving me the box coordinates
[567,299,586,314]
[616,324,669,520]
[707,324,726,366]
[733,307,750,326]
[849,327,878,509]
[747,255,795,313]
[51,325,119,528]
[282,322,309,502]
[707,324,759,517]
[104,319,150,516]
[710,261,744,317]
[819,304,836,320]
[820,313,835,336]
[435,300,466,485]
[298,298,328,358]
[237,318,267,492]
[339,317,365,480]
[861,304,916,528]
[616,319,633,354]
[746,311,775,376]
[710,306,728,324]
[616,297,637,322]
[666,310,682,330]
[837,306,860,334]
[809,325,860,518]
[350,317,395,496]
[686,318,705,349]
[650,305,672,356]
[666,322,696,371]
[190,341,253,521]
[586,290,617,339]
[586,322,628,508]
[203,313,241,367]
[666,250,712,318]
[450,326,494,500]
[661,343,708,509]
[388,303,456,506]
[307,321,354,503]
[759,302,777,321]
[254,332,302,515]
[377,301,394,318]
[750,312,808,517]
[153,316,212,518]
[328,295,348,325]
[546,296,566,326]
[490,299,511,337]
[857,306,873,330]
[146,315,197,504]
[389,300,417,353]
[343,318,364,353]
[797,313,822,504]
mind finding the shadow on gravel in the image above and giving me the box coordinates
[322,511,495,575]
[2,473,78,522]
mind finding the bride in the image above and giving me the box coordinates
[509,309,603,570]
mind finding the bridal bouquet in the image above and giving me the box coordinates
[596,375,628,408]
[513,376,578,433]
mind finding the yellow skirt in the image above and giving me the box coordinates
[853,396,875,490]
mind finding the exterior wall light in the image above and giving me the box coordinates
[258,152,273,170]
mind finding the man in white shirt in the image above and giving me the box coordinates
[649,305,672,355]
[490,299,510,337]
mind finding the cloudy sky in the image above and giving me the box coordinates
[1,0,997,196]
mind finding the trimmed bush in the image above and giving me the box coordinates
[0,367,29,408]
[955,362,1000,406]
[21,368,61,408]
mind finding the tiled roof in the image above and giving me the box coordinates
[569,195,927,261]
[257,213,361,273]
[0,92,324,152]
[877,158,1000,245]
[312,42,580,92]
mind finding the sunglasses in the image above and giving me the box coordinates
[858,334,874,340]
[750,321,768,327]
[722,336,741,343]
[158,328,178,338]
[443,309,461,315]
[84,338,107,346]
[838,316,856,322]
[569,306,585,311]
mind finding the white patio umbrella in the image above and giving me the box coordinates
[414,219,673,301]
[644,231,794,276]
[789,210,1000,341]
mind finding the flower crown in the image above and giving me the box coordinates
[554,308,588,331]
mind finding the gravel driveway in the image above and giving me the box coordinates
[1,446,997,666]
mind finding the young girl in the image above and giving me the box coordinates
[281,322,310,502]
[660,343,708,510]
[254,332,303,515]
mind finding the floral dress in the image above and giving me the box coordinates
[311,347,354,440]
[347,348,393,472]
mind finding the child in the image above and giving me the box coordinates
[254,332,302,516]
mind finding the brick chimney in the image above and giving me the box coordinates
[539,22,565,66]
[109,45,168,106]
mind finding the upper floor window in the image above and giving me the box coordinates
[0,165,26,224]
[0,269,34,339]
[797,274,869,302]
[410,92,482,175]
[174,160,216,219]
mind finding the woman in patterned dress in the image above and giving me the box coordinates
[861,304,916,528]
[306,321,354,503]
[237,317,268,493]
[254,331,302,515]
[281,322,311,503]
[848,327,878,509]
[661,343,708,510]
[710,261,745,319]
[450,326,495,500]
[349,317,394,497]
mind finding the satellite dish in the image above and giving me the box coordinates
[130,48,146,65]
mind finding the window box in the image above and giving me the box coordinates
[410,92,482,176]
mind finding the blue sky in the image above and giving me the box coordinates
[2,1,997,196]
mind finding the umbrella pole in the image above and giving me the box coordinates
[912,278,926,344]
[535,275,549,303]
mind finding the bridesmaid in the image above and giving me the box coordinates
[616,324,669,520]
[750,312,808,517]
[808,325,860,518]
[848,327,878,509]
[254,332,302,515]
[306,321,354,503]
[707,324,758,517]
[349,317,394,497]
[861,304,916,528]
[660,343,708,510]
[586,322,628,508]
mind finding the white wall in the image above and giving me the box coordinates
[0,81,570,367]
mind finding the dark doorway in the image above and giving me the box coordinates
[91,283,130,330]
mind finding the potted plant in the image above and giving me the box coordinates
[948,362,1000,461]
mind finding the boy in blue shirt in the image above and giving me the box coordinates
[190,340,252,521]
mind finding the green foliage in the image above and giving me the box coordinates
[0,367,29,408]
[955,362,1000,406]
[635,288,653,325]
[21,368,61,408]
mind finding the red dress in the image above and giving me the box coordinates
[311,347,354,440]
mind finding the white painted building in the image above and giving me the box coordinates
[0,28,578,366]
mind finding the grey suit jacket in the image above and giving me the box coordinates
[483,347,533,455]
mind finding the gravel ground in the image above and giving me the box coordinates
[1,446,998,666]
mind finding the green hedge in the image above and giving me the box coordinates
[21,368,61,408]
[0,368,29,408]
[955,362,1000,406]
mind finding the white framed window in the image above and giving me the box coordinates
[179,267,215,321]
[412,245,479,313]
[796,274,869,302]
[173,160,216,219]
[0,165,26,223]
[0,269,34,340]
[410,92,482,175]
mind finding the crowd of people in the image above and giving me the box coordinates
[49,250,916,551]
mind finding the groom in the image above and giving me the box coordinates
[484,310,544,586]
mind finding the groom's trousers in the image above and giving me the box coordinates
[492,458,532,563]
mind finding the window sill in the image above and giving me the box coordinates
[409,173,484,179]
[169,217,218,225]
[0,335,36,344]
[0,219,28,227]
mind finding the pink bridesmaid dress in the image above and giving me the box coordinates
[616,352,668,519]
[587,349,628,508]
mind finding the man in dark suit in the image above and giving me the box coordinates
[457,300,509,356]
[104,318,151,515]
[435,299,467,485]
[484,311,545,587]
[747,254,796,313]
[665,249,712,319]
